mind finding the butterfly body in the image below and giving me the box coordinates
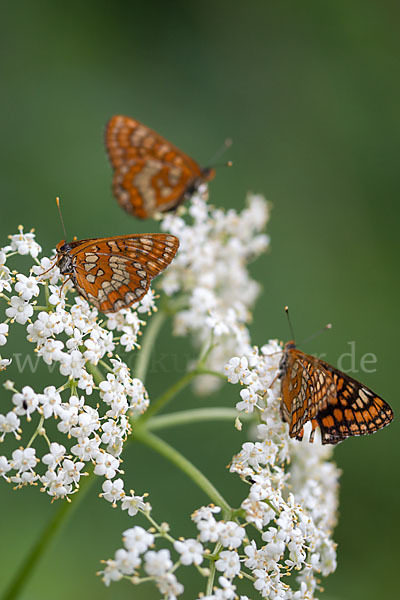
[105,115,215,219]
[55,233,179,313]
[279,341,393,444]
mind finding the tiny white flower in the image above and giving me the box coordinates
[9,227,41,258]
[6,296,33,324]
[144,549,173,576]
[121,492,148,516]
[12,386,39,417]
[15,274,40,301]
[40,469,72,498]
[0,357,12,371]
[42,443,67,468]
[225,356,252,384]
[71,436,101,461]
[0,251,12,293]
[136,288,157,314]
[60,458,85,485]
[120,328,139,352]
[218,521,245,549]
[123,526,154,554]
[156,572,184,598]
[101,478,125,504]
[37,339,64,365]
[100,560,123,586]
[0,411,20,439]
[0,456,12,479]
[32,256,60,284]
[0,323,9,346]
[11,447,38,472]
[174,538,204,566]
[114,548,141,575]
[77,369,94,395]
[94,452,120,479]
[59,350,85,379]
[215,550,241,578]
[236,385,261,413]
[196,515,222,543]
[192,504,221,522]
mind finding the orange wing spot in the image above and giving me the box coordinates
[333,408,343,421]
[344,409,354,421]
[336,377,344,391]
[355,411,364,423]
[322,415,335,428]
[368,405,379,418]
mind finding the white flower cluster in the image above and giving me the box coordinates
[159,189,270,393]
[102,339,339,599]
[0,226,151,498]
[1,196,340,600]
[100,499,247,599]
[225,340,339,598]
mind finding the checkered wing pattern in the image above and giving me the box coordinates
[280,342,393,444]
[105,115,215,219]
[56,234,179,313]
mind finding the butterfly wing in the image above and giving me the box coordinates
[68,234,179,313]
[281,348,393,444]
[105,115,212,218]
[280,348,335,443]
[316,359,394,444]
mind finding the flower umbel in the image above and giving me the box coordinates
[1,194,339,600]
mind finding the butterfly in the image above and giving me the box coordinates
[279,341,394,444]
[54,234,179,313]
[105,115,215,219]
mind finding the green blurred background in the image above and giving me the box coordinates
[1,1,399,598]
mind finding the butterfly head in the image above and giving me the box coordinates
[284,340,296,351]
[55,240,74,275]
[201,167,216,182]
[56,240,67,252]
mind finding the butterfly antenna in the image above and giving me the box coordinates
[300,323,332,346]
[284,306,296,342]
[56,197,68,240]
[207,138,233,168]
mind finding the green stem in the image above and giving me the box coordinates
[206,543,222,595]
[147,408,250,431]
[1,469,95,600]
[133,427,231,515]
[86,362,106,386]
[140,369,198,422]
[134,310,167,384]
[196,367,226,381]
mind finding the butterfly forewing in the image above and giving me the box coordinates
[280,342,393,445]
[57,234,179,313]
[105,115,215,219]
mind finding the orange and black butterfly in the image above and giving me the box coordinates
[279,341,393,444]
[105,115,215,219]
[54,234,179,313]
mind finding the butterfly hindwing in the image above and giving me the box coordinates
[315,360,394,443]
